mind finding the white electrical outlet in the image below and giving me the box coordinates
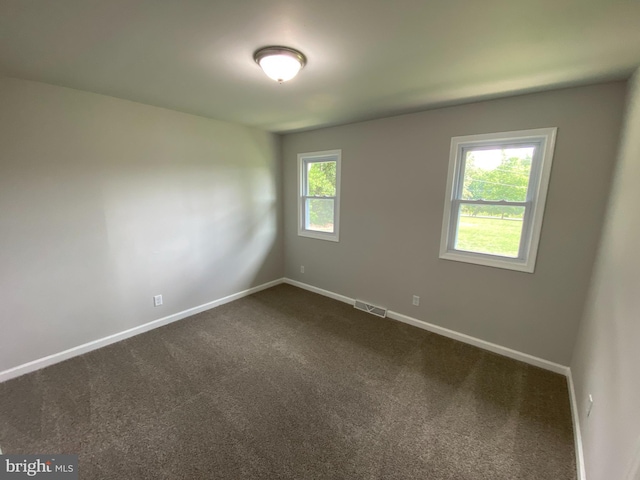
[412,295,420,306]
[300,265,305,273]
[587,394,594,417]
[153,295,163,307]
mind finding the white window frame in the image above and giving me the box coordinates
[439,128,557,273]
[298,149,341,242]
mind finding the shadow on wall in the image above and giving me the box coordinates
[99,130,282,323]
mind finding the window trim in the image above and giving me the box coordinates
[439,128,557,273]
[298,149,341,242]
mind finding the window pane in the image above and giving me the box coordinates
[461,147,534,202]
[306,161,336,196]
[305,198,335,232]
[455,204,525,258]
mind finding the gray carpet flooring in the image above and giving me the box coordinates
[0,284,576,479]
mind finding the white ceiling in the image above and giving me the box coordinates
[1,0,639,133]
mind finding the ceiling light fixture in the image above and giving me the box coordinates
[253,46,306,83]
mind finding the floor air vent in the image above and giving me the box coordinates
[354,300,387,318]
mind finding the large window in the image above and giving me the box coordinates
[440,128,557,273]
[298,150,341,242]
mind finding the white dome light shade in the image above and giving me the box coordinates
[259,54,302,82]
[254,46,306,83]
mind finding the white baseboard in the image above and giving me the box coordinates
[387,310,569,375]
[0,278,284,383]
[3,276,569,381]
[567,370,587,480]
[283,278,569,375]
[283,278,353,305]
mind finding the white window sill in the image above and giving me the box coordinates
[439,250,535,273]
[298,230,339,242]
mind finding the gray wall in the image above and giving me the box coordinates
[571,72,640,479]
[0,77,283,373]
[283,82,626,365]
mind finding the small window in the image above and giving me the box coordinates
[298,150,341,242]
[440,128,557,273]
